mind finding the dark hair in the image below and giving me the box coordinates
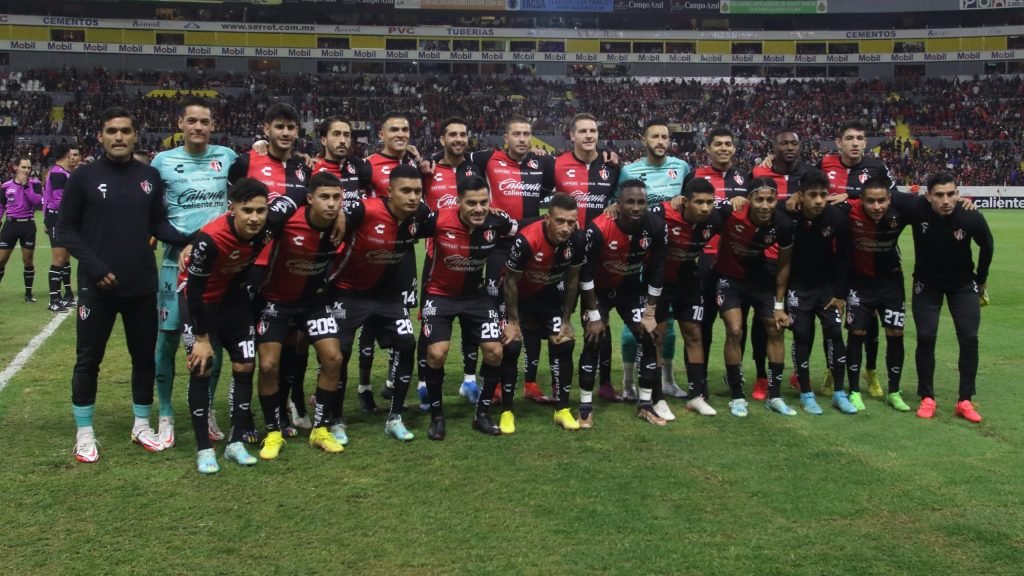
[747,176,778,196]
[926,171,957,192]
[179,95,212,117]
[862,176,892,194]
[441,117,469,135]
[643,118,669,135]
[837,119,867,138]
[619,179,647,194]
[307,172,342,194]
[774,129,799,141]
[99,106,137,131]
[52,144,71,162]
[505,115,531,132]
[683,177,715,198]
[263,103,299,125]
[458,175,489,197]
[707,126,734,142]
[799,170,830,192]
[15,155,31,166]
[380,111,409,128]
[319,116,352,138]
[228,177,269,203]
[389,164,421,182]
[569,112,597,133]
[547,192,577,212]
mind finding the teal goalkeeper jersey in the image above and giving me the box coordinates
[151,144,238,263]
[616,156,691,203]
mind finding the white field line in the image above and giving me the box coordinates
[0,312,70,393]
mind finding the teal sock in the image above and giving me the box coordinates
[72,404,95,427]
[208,347,224,401]
[155,330,180,417]
[132,403,151,419]
[663,321,677,360]
[620,325,638,363]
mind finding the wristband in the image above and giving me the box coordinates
[773,301,785,311]
[585,310,601,322]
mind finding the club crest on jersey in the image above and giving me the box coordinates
[953,229,966,241]
[295,168,306,181]
[733,174,745,185]
[140,180,153,195]
[702,228,712,240]
[528,159,538,169]
[484,229,495,242]
[821,226,833,238]
[78,305,91,320]
[639,237,651,250]
[257,321,269,335]
[408,222,418,236]
[347,164,356,175]
[210,160,223,172]
[889,218,900,229]
[599,168,610,181]
[763,234,775,245]
[563,246,573,260]
[465,168,474,176]
[668,169,678,180]
[858,171,869,184]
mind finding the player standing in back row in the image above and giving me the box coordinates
[43,144,81,312]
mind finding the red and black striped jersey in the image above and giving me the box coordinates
[228,150,309,202]
[505,220,585,298]
[553,151,619,228]
[184,212,267,334]
[649,200,725,284]
[840,198,908,281]
[818,154,896,199]
[685,165,747,255]
[580,213,666,294]
[333,197,429,296]
[421,208,518,298]
[715,204,794,280]
[750,161,811,201]
[311,156,372,211]
[471,149,554,221]
[260,206,341,304]
[366,152,420,199]
[424,159,480,212]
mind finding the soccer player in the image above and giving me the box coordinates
[254,172,345,459]
[904,172,993,422]
[42,144,80,311]
[839,177,911,412]
[419,175,518,440]
[555,113,621,402]
[819,120,898,398]
[312,115,372,211]
[0,157,42,302]
[502,192,585,432]
[332,164,428,442]
[617,119,691,401]
[181,178,269,473]
[150,96,239,449]
[57,107,192,463]
[579,180,668,427]
[781,171,853,415]
[468,115,556,404]
[715,177,795,417]
[648,178,725,416]
[358,112,423,413]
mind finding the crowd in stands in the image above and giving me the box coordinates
[3,68,1023,186]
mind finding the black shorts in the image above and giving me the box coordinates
[43,210,62,245]
[420,293,501,345]
[592,285,646,329]
[656,266,703,324]
[519,290,567,336]
[716,275,775,320]
[0,218,36,250]
[255,301,338,345]
[846,276,905,331]
[333,291,414,350]
[786,284,837,314]
[179,294,256,365]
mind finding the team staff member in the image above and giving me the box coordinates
[715,177,795,417]
[0,157,43,302]
[579,180,668,427]
[502,193,585,432]
[58,107,192,463]
[151,96,239,449]
[819,120,898,398]
[904,172,993,422]
[181,178,269,473]
[42,144,80,311]
[617,119,691,401]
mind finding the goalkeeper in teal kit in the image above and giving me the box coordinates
[151,96,239,448]
[616,120,691,399]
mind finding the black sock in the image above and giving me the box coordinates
[685,362,707,398]
[423,364,445,418]
[258,393,281,431]
[825,335,847,392]
[726,364,744,399]
[477,363,500,416]
[229,370,254,444]
[767,362,784,399]
[865,318,879,371]
[388,342,414,418]
[62,263,72,295]
[48,265,62,303]
[23,266,34,295]
[846,332,864,393]
[550,340,575,410]
[501,340,521,412]
[523,330,541,382]
[312,387,337,428]
[885,335,904,394]
[188,374,213,451]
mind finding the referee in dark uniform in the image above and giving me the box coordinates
[57,107,192,463]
